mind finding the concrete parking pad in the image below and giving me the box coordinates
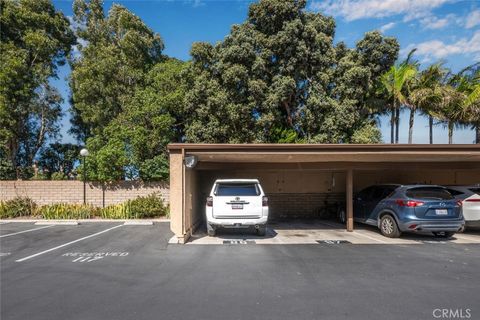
[187,220,480,245]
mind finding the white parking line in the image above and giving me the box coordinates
[0,225,54,238]
[353,231,389,244]
[15,224,123,262]
[316,221,346,229]
[315,220,389,243]
[454,235,480,243]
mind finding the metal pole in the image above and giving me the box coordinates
[83,156,86,205]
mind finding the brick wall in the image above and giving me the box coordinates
[0,180,169,207]
[268,193,345,220]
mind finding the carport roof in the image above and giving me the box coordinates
[168,143,479,152]
[167,143,480,167]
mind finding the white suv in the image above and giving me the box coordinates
[205,179,269,236]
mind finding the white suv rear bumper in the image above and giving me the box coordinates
[206,207,268,227]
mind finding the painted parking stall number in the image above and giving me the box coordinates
[62,252,129,263]
[316,240,351,244]
[223,240,256,245]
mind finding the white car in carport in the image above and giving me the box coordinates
[446,185,480,229]
[205,179,269,236]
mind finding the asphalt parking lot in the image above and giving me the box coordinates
[1,221,479,320]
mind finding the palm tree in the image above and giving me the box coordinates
[411,64,446,144]
[440,64,480,144]
[434,85,465,144]
[402,50,421,144]
[380,63,417,143]
[458,66,480,143]
[464,86,480,143]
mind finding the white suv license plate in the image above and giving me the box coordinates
[435,209,448,215]
[231,204,243,210]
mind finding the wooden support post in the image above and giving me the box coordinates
[346,169,354,232]
[169,150,187,243]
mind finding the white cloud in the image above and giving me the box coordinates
[66,15,82,33]
[465,10,480,28]
[379,22,396,32]
[71,38,88,60]
[420,14,455,29]
[310,0,452,21]
[401,30,480,61]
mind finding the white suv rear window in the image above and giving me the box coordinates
[215,183,259,196]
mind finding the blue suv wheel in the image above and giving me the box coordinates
[380,215,401,238]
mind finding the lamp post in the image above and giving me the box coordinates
[80,148,89,205]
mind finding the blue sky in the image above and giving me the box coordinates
[52,0,479,144]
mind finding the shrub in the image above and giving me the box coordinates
[100,193,168,219]
[101,203,132,219]
[128,193,168,218]
[31,172,49,180]
[0,158,16,180]
[0,197,37,219]
[139,155,169,181]
[51,172,67,180]
[0,194,168,220]
[17,166,34,180]
[38,203,99,219]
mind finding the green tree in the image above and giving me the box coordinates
[457,66,480,143]
[69,0,164,141]
[378,62,417,143]
[83,59,187,181]
[433,85,465,144]
[185,0,399,144]
[410,63,446,144]
[0,0,75,173]
[0,158,16,180]
[69,0,173,182]
[38,143,79,178]
[438,65,479,144]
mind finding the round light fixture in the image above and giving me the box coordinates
[80,148,89,157]
[184,155,198,169]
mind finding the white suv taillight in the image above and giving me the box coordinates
[206,196,213,207]
[262,196,268,207]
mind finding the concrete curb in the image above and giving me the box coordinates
[123,221,154,226]
[35,221,79,226]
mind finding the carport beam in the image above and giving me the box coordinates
[346,169,354,232]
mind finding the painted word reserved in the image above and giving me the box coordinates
[62,252,129,263]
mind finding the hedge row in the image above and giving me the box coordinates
[0,194,168,219]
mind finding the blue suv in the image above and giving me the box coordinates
[351,185,464,238]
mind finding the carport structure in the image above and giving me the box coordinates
[168,144,480,243]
